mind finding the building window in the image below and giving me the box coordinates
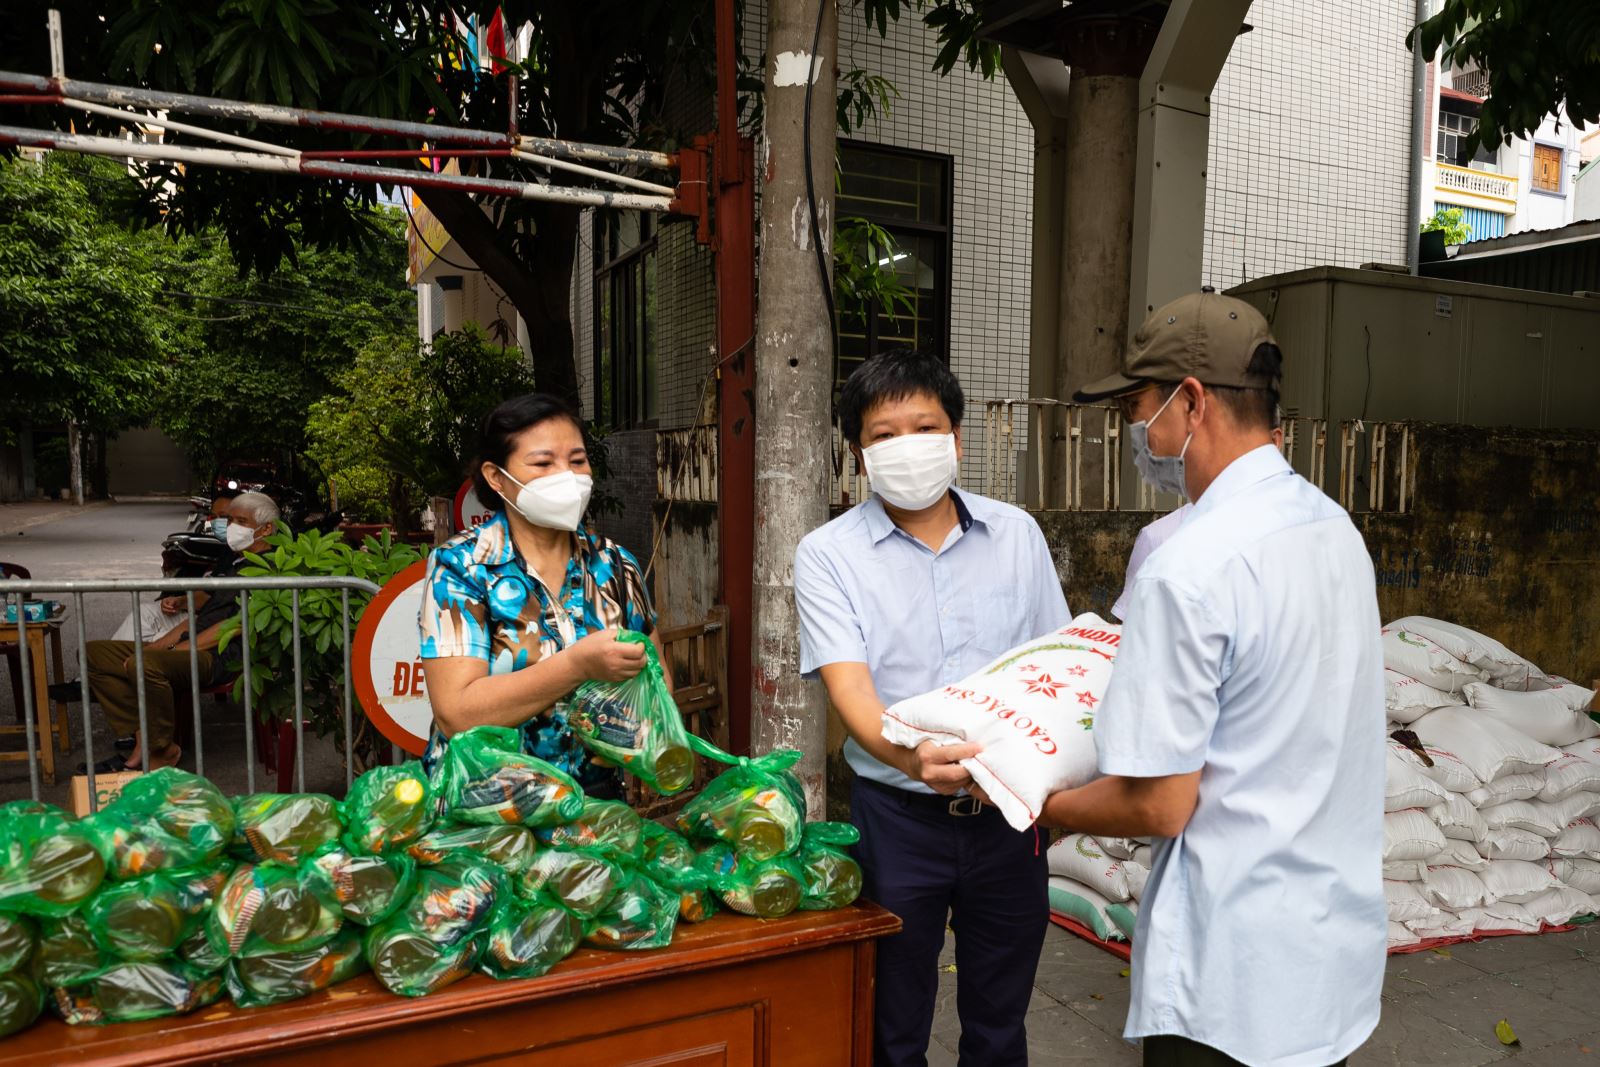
[1437,109,1497,170]
[1533,143,1563,193]
[835,141,953,390]
[594,212,657,429]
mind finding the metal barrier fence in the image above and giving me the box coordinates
[1,576,379,809]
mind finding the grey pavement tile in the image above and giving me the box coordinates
[1385,949,1508,1002]
[1349,997,1507,1067]
[1024,1001,1142,1066]
[1405,963,1600,1056]
[1447,930,1592,976]
[1494,1032,1600,1064]
[926,1037,959,1066]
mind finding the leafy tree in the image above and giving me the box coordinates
[151,209,414,476]
[1422,206,1472,245]
[0,154,169,440]
[1410,1,1600,154]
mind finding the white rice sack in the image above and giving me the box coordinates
[1419,864,1490,910]
[1384,879,1439,924]
[1547,682,1597,712]
[1540,754,1600,802]
[1046,834,1140,902]
[1387,616,1547,690]
[1406,913,1477,941]
[1479,799,1563,838]
[1481,859,1561,903]
[1551,818,1600,860]
[1047,877,1131,942]
[1384,861,1428,881]
[1384,809,1447,863]
[1092,836,1146,861]
[1458,901,1542,934]
[1521,885,1596,927]
[1550,792,1600,826]
[1462,683,1600,747]
[1441,839,1490,872]
[1131,844,1153,869]
[881,615,1120,831]
[1479,827,1550,862]
[1548,857,1600,895]
[1385,670,1463,724]
[1563,737,1600,762]
[1386,748,1451,812]
[1386,920,1421,949]
[1381,626,1488,693]
[1124,862,1150,902]
[1107,897,1139,940]
[1466,771,1545,808]
[1388,739,1480,794]
[1427,792,1488,844]
[1411,707,1563,783]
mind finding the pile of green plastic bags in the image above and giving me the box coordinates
[0,632,862,1040]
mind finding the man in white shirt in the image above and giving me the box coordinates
[1045,290,1386,1067]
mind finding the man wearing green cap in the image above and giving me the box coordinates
[1040,290,1386,1066]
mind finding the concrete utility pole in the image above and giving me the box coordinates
[750,0,837,816]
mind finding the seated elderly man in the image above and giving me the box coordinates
[79,491,279,772]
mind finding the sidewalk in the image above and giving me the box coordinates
[0,499,111,537]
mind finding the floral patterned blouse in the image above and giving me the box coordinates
[417,509,654,788]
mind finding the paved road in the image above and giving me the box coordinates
[933,922,1600,1065]
[0,501,348,805]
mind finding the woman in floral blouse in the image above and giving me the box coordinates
[418,393,668,798]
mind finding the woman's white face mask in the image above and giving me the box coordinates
[498,467,593,531]
[862,432,958,511]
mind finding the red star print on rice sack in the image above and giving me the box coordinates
[879,615,1122,831]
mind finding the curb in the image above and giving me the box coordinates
[0,499,113,537]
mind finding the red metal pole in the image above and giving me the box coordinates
[714,0,757,755]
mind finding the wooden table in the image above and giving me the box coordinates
[0,903,901,1066]
[0,618,71,784]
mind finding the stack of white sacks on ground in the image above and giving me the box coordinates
[1047,832,1152,943]
[1381,616,1600,948]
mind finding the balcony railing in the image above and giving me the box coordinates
[1436,162,1517,205]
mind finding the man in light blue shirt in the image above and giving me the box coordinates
[1045,291,1385,1067]
[795,348,1070,1066]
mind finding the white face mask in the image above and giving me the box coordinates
[498,468,593,531]
[862,433,958,511]
[214,518,259,552]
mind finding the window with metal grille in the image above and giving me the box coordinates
[834,141,954,391]
[1437,109,1497,169]
[593,212,658,429]
[1533,143,1563,193]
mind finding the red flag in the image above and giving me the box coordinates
[486,8,507,74]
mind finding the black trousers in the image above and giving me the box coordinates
[852,777,1049,1067]
[1144,1035,1348,1067]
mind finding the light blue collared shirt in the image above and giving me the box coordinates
[795,488,1071,794]
[1097,445,1386,1066]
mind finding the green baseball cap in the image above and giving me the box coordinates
[1073,288,1278,402]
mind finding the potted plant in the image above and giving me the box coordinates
[1420,207,1472,262]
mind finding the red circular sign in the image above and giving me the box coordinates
[452,478,494,533]
[352,560,432,756]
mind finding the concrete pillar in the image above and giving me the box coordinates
[438,275,465,333]
[1052,16,1157,509]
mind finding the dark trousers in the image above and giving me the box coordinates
[852,777,1048,1067]
[1144,1036,1347,1067]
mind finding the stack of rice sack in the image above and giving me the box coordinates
[1045,834,1151,943]
[1381,616,1600,949]
[0,728,864,1043]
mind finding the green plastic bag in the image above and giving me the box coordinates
[536,798,643,861]
[0,813,110,916]
[85,869,207,962]
[36,915,107,988]
[585,870,679,951]
[179,927,228,976]
[0,912,36,974]
[481,894,585,980]
[437,726,585,828]
[569,631,697,794]
[305,849,418,925]
[109,767,235,866]
[639,822,717,924]
[676,750,807,862]
[227,926,367,1008]
[408,824,539,876]
[387,857,503,949]
[365,924,483,998]
[342,762,436,855]
[0,972,42,1039]
[797,823,863,911]
[50,959,223,1025]
[698,842,805,919]
[233,794,343,864]
[519,847,624,920]
[206,862,343,959]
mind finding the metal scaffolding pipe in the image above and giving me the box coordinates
[512,148,676,196]
[64,96,296,156]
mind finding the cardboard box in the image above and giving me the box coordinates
[70,770,143,816]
